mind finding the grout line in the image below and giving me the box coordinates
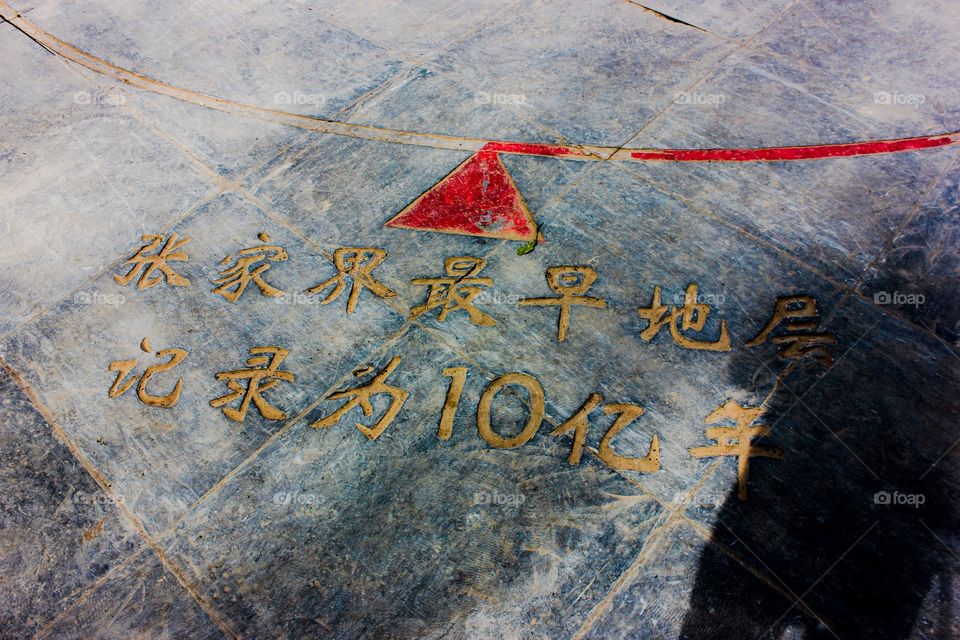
[29,545,153,639]
[4,0,956,165]
[420,319,833,630]
[5,1,954,636]
[570,511,680,640]
[617,160,960,357]
[616,163,860,292]
[0,354,240,640]
[0,183,226,346]
[25,320,416,635]
[831,149,960,321]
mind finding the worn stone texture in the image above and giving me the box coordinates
[0,0,958,638]
[0,369,143,638]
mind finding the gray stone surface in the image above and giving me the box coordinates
[0,368,142,638]
[0,0,957,638]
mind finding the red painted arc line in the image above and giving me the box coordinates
[2,0,957,165]
[483,134,959,162]
[625,134,957,162]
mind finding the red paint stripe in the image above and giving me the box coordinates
[481,141,586,157]
[628,135,955,162]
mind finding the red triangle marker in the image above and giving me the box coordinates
[385,151,537,241]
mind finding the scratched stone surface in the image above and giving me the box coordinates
[0,1,958,639]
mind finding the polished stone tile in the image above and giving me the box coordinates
[630,0,793,40]
[624,142,958,287]
[684,295,960,640]
[123,89,311,181]
[862,164,960,347]
[0,367,142,637]
[321,0,517,60]
[35,551,226,640]
[346,65,566,145]
[752,0,960,137]
[430,0,737,146]
[0,192,408,534]
[631,45,894,150]
[2,0,958,636]
[0,21,92,147]
[154,327,668,638]
[409,162,848,506]
[0,94,212,337]
[247,132,592,298]
[21,0,407,117]
[582,521,799,640]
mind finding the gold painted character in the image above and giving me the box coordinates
[551,393,660,472]
[107,337,187,408]
[114,233,191,289]
[689,400,784,500]
[746,295,837,366]
[304,247,397,313]
[212,232,287,302]
[410,256,497,326]
[210,346,295,422]
[519,266,607,341]
[637,283,730,351]
[311,356,408,441]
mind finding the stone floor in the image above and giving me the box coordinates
[0,1,958,638]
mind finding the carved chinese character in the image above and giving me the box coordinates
[746,295,837,366]
[114,233,191,289]
[551,393,660,472]
[108,337,187,408]
[304,247,396,313]
[212,232,287,302]
[689,400,784,500]
[210,346,295,422]
[637,283,730,351]
[311,356,408,440]
[519,266,607,341]
[410,256,496,326]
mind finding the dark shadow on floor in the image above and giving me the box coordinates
[679,303,959,640]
